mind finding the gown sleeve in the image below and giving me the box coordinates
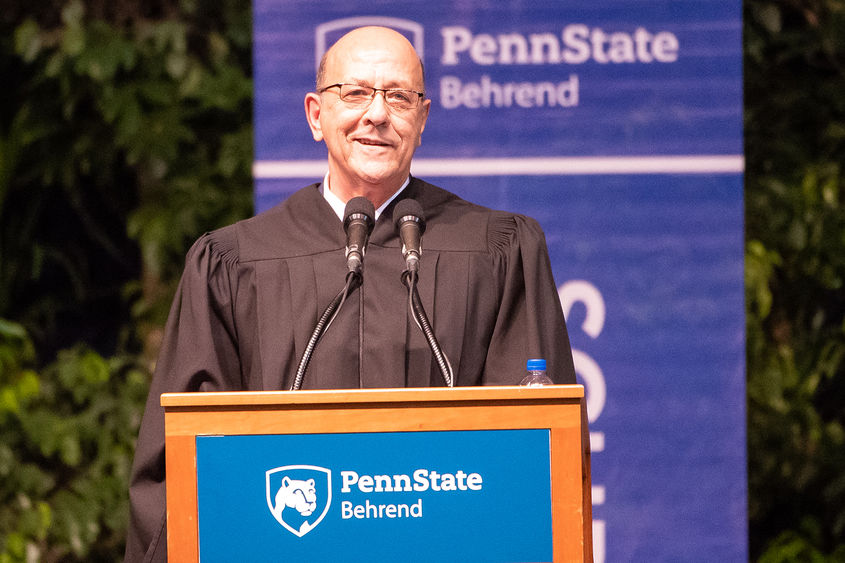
[482,213,577,385]
[124,230,241,563]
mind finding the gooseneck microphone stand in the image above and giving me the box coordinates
[290,196,374,391]
[400,269,454,387]
[290,270,361,391]
[394,199,454,388]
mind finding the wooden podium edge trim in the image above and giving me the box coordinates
[161,384,584,408]
[164,385,591,562]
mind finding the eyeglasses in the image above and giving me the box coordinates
[318,83,425,111]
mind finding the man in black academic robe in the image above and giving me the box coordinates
[125,26,575,562]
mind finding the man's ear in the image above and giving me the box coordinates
[416,98,431,147]
[419,98,431,135]
[304,92,324,142]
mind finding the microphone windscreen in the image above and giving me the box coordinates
[392,198,426,234]
[343,196,375,229]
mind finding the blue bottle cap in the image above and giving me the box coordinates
[526,358,546,371]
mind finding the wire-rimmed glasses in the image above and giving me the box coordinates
[318,83,426,111]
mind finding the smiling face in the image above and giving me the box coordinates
[304,27,430,206]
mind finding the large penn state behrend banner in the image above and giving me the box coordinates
[252,2,745,561]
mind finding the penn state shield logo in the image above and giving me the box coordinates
[314,17,424,71]
[266,465,332,537]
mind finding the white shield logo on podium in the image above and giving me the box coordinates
[266,465,332,537]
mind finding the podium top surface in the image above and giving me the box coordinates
[161,384,583,408]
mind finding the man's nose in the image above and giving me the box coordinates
[362,90,390,125]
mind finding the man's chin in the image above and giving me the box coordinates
[349,164,404,187]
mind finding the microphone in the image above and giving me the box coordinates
[343,197,375,275]
[393,198,453,387]
[392,199,426,273]
[291,197,373,391]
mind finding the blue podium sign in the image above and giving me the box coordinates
[196,429,553,562]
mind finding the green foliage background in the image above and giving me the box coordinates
[0,0,843,560]
[745,0,845,560]
[1,0,252,560]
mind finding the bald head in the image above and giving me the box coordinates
[304,25,431,206]
[316,26,425,92]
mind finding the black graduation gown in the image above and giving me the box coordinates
[124,177,575,562]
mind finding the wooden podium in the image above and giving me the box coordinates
[163,385,592,562]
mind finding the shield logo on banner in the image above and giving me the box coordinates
[314,17,424,71]
[266,465,332,537]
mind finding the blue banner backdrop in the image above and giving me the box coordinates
[252,2,745,561]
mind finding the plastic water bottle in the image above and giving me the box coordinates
[520,358,554,386]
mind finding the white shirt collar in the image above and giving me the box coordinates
[321,173,410,221]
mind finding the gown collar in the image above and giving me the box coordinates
[321,173,410,221]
